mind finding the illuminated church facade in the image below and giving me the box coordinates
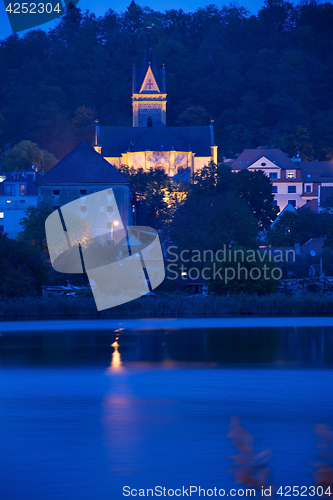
[94,29,217,182]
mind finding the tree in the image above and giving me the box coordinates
[118,166,189,230]
[2,140,58,173]
[236,169,279,227]
[18,203,53,257]
[0,233,47,297]
[170,191,259,253]
[206,248,280,295]
[176,106,209,126]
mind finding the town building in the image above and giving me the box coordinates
[37,141,134,227]
[230,148,333,212]
[94,29,217,181]
[0,171,38,238]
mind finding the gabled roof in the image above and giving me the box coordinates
[37,141,130,185]
[301,161,333,183]
[99,121,213,158]
[230,149,297,170]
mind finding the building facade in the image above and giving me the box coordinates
[230,148,333,212]
[37,141,134,228]
[0,172,38,238]
[94,30,217,182]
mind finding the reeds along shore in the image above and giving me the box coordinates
[0,293,333,318]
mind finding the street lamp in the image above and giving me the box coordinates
[110,220,119,241]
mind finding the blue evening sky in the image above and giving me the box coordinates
[1,0,267,40]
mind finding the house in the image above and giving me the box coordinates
[318,185,333,213]
[231,148,333,213]
[37,140,134,227]
[0,172,38,238]
[94,29,217,181]
[230,148,306,212]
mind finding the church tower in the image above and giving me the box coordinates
[132,28,167,127]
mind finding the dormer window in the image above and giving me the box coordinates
[238,160,242,165]
[287,171,296,179]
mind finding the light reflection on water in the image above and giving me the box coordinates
[0,325,332,500]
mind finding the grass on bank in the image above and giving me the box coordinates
[0,292,333,318]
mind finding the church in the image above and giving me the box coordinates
[94,29,217,182]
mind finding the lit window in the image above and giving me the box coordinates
[305,185,312,193]
[287,171,295,179]
[269,172,277,179]
[80,206,87,213]
[0,212,4,218]
[288,186,296,193]
[6,200,11,204]
[288,200,296,207]
[20,184,26,196]
[272,186,277,193]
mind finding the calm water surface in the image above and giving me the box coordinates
[0,322,333,499]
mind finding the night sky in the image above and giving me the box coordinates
[1,0,268,39]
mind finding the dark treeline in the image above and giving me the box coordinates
[0,0,333,162]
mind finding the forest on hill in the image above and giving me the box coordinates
[0,0,333,164]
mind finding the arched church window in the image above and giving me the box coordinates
[147,116,153,127]
[177,165,185,176]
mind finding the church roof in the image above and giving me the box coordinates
[100,121,213,157]
[37,141,130,185]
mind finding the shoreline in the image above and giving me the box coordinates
[2,316,333,332]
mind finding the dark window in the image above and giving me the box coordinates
[20,184,26,196]
[52,205,60,210]
[0,225,3,233]
[288,186,296,193]
[272,186,277,193]
[288,200,296,207]
[261,162,266,166]
[306,185,312,193]
[107,206,114,213]
[20,200,25,203]
[147,116,153,127]
[53,190,60,196]
[80,206,87,213]
[80,190,87,195]
[269,172,277,179]
[5,184,14,196]
[107,189,113,194]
